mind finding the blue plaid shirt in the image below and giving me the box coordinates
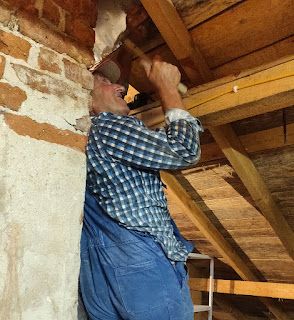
[86,110,203,261]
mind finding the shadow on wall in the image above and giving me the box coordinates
[77,289,88,320]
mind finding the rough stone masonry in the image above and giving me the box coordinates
[0,0,98,318]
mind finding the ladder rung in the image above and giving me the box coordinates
[188,253,211,259]
[193,305,211,312]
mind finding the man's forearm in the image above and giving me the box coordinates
[158,87,186,114]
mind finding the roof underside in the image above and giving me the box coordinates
[125,0,294,318]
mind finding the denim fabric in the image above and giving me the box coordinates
[80,188,194,320]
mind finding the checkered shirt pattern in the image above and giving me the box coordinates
[86,111,203,261]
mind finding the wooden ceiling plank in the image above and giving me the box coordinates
[189,278,294,300]
[209,124,294,262]
[189,0,294,68]
[173,0,243,31]
[140,0,213,84]
[213,36,294,79]
[211,295,264,320]
[161,170,256,280]
[138,0,243,55]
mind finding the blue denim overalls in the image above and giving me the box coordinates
[80,187,194,320]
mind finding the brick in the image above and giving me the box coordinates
[0,30,31,61]
[17,0,39,16]
[0,82,27,111]
[5,112,88,152]
[53,0,82,17]
[63,59,93,90]
[42,0,59,27]
[0,55,5,78]
[1,0,39,15]
[17,11,94,66]
[65,16,95,48]
[80,0,98,27]
[38,47,61,74]
[12,63,77,98]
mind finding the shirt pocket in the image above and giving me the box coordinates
[115,260,168,315]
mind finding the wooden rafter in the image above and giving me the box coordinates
[140,0,213,84]
[139,1,292,319]
[189,277,294,299]
[161,171,291,320]
[209,125,294,261]
[162,170,256,280]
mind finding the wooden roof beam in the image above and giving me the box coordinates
[189,277,294,300]
[132,56,294,129]
[140,0,213,85]
[161,171,291,320]
[209,124,294,262]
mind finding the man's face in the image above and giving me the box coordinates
[90,73,129,116]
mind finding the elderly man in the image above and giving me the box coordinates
[79,52,203,320]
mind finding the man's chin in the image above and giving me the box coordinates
[120,101,130,115]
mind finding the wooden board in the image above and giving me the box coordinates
[190,0,294,68]
[130,0,294,93]
[213,36,294,79]
[133,56,294,129]
[172,0,243,30]
[200,123,294,163]
[189,278,294,299]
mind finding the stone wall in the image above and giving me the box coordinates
[0,1,97,318]
[0,0,97,66]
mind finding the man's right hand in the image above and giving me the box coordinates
[141,56,186,112]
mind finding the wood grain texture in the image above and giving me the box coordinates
[172,0,243,30]
[133,56,294,129]
[190,0,294,68]
[140,0,213,84]
[189,278,294,299]
[209,124,294,261]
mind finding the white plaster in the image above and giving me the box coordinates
[27,45,41,69]
[93,0,131,61]
[0,21,90,320]
[1,53,91,132]
[0,125,86,319]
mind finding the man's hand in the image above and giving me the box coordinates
[141,56,186,112]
